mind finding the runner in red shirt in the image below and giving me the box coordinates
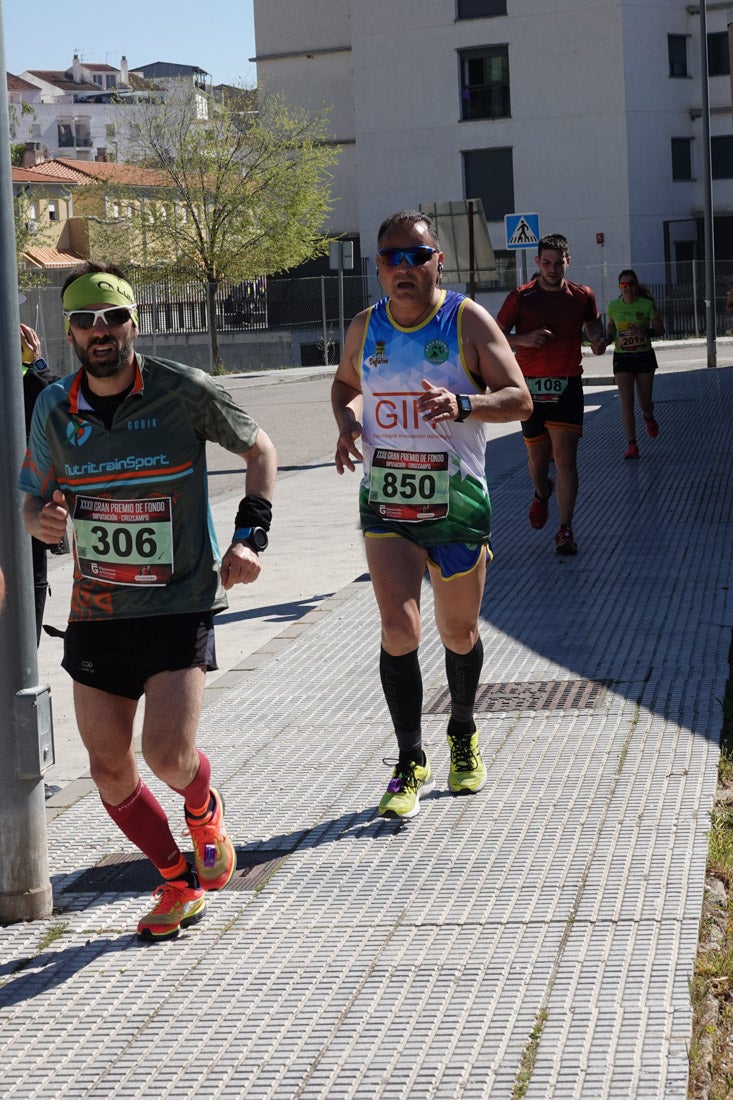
[496,233,606,555]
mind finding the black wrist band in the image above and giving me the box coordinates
[234,494,272,532]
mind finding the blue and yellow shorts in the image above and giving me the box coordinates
[365,527,493,580]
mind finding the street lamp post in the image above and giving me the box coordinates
[700,0,717,367]
[0,0,53,922]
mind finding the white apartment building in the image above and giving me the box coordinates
[252,0,733,316]
[9,55,210,166]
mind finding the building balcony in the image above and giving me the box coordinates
[58,134,93,148]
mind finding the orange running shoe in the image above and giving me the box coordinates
[623,442,640,460]
[528,478,554,529]
[137,876,206,941]
[644,415,659,439]
[555,525,578,556]
[184,788,236,891]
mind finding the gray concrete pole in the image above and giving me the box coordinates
[700,1,718,368]
[0,1,53,922]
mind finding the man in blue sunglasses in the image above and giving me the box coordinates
[332,210,532,819]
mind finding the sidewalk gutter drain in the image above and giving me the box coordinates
[425,679,608,715]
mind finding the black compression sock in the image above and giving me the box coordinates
[380,646,423,758]
[445,638,484,727]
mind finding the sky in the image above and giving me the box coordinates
[2,0,257,87]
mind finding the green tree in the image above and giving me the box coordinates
[13,190,52,292]
[96,85,339,371]
[10,101,50,290]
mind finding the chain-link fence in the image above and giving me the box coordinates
[645,282,733,339]
[134,270,372,338]
[572,259,733,339]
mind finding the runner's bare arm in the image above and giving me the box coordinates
[454,301,533,422]
[503,328,553,350]
[585,314,606,354]
[332,313,367,474]
[417,303,532,426]
[221,427,277,590]
[240,427,277,505]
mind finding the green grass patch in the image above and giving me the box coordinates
[688,636,733,1098]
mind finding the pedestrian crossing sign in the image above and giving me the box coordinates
[505,213,540,250]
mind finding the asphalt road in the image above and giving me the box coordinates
[205,369,337,498]
[203,339,732,496]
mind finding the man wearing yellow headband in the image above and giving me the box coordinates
[19,261,277,941]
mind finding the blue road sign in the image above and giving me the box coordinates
[505,213,540,250]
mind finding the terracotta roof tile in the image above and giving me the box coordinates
[12,167,73,184]
[28,161,89,182]
[50,158,171,187]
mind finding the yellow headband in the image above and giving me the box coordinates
[63,273,138,333]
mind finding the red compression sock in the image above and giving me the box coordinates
[171,749,212,818]
[103,779,181,873]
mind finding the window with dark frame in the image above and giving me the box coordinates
[459,46,510,120]
[668,34,688,78]
[712,136,733,179]
[457,0,507,17]
[462,147,514,223]
[707,32,731,77]
[671,137,692,181]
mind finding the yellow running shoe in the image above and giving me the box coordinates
[447,727,487,794]
[378,754,435,819]
[184,788,236,891]
[137,877,206,941]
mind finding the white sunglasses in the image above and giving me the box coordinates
[64,305,137,330]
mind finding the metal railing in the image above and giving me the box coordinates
[17,266,733,375]
[133,270,371,337]
[644,281,733,338]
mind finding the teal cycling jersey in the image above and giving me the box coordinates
[19,353,259,622]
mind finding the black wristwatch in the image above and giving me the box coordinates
[455,394,472,422]
[233,526,269,552]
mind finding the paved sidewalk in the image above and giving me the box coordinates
[1,361,732,1098]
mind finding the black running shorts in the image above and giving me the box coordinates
[521,375,584,441]
[613,349,658,375]
[62,611,217,699]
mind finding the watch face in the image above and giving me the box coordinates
[457,395,471,420]
[251,527,268,550]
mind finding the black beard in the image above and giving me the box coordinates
[72,333,133,378]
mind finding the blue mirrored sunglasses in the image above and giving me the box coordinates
[376,246,437,267]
